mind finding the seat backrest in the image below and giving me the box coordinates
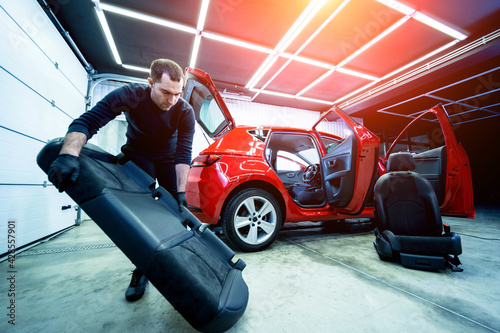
[387,151,415,172]
[375,152,442,236]
[37,138,152,204]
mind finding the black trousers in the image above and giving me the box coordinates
[119,146,177,196]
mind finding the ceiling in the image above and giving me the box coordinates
[41,0,500,125]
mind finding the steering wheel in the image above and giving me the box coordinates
[302,164,319,182]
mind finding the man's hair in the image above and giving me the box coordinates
[149,59,184,83]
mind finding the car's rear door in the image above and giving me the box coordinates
[384,104,475,218]
[183,67,235,142]
[313,108,379,214]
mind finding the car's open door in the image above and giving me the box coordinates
[183,67,235,142]
[313,107,379,215]
[384,104,475,218]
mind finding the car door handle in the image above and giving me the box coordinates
[287,173,295,178]
[327,160,336,167]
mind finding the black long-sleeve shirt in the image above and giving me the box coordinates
[68,83,195,164]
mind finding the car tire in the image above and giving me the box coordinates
[222,188,282,252]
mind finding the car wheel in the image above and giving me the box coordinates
[222,188,282,252]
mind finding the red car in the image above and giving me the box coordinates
[184,68,475,252]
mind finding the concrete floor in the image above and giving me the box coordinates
[1,205,499,333]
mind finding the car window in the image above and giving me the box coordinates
[387,112,445,154]
[321,136,343,153]
[265,133,320,171]
[276,151,307,171]
[313,112,354,154]
[184,74,230,139]
[200,96,225,133]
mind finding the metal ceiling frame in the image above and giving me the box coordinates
[377,63,500,125]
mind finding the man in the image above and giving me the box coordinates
[48,58,196,302]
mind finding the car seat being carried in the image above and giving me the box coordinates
[373,152,463,271]
[37,138,249,332]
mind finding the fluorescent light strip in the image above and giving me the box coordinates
[275,0,328,53]
[296,69,335,96]
[189,35,202,68]
[189,0,210,69]
[337,68,379,81]
[291,55,335,69]
[250,88,294,98]
[249,88,332,105]
[337,15,410,68]
[196,0,210,31]
[246,0,327,89]
[375,0,467,40]
[297,95,334,105]
[412,12,467,40]
[122,64,149,73]
[375,0,415,15]
[335,81,379,104]
[98,2,197,34]
[202,32,273,53]
[380,40,459,80]
[93,2,121,65]
[246,54,280,90]
[293,0,351,56]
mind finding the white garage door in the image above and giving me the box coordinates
[0,0,88,256]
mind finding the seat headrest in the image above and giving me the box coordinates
[387,152,415,172]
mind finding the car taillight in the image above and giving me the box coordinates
[191,155,222,167]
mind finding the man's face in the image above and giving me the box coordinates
[149,73,183,111]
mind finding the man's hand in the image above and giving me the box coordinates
[48,154,80,192]
[176,192,188,212]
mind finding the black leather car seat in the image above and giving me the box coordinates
[373,152,463,271]
[288,183,324,206]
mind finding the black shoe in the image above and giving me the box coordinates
[125,269,148,302]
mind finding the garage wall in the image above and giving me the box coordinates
[224,98,363,127]
[225,99,325,129]
[0,0,88,256]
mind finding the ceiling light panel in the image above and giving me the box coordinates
[91,0,477,110]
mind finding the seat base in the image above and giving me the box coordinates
[374,228,463,272]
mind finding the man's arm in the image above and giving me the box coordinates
[48,132,88,192]
[60,131,88,156]
[175,163,191,193]
[175,163,190,212]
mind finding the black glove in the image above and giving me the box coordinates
[48,154,80,192]
[176,192,187,212]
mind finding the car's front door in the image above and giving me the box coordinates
[313,108,379,214]
[384,104,475,218]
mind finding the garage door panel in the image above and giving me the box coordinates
[0,186,76,257]
[0,71,79,142]
[0,4,87,119]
